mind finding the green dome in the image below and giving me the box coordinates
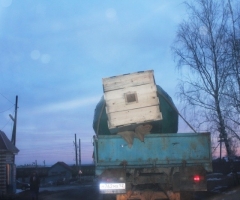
[93,85,178,135]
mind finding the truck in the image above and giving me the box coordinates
[93,70,212,200]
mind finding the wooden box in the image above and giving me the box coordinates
[102,70,162,133]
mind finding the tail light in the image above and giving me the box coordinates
[193,175,201,182]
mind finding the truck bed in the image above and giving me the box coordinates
[94,132,212,175]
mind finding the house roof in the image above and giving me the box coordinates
[50,161,73,171]
[0,130,19,153]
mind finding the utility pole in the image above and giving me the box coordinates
[79,139,81,170]
[10,95,18,146]
[74,134,78,167]
[9,95,18,165]
[9,95,18,193]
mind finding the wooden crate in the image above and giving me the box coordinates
[102,70,162,132]
[103,70,155,92]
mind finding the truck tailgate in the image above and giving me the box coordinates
[94,133,212,172]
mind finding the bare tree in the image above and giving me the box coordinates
[172,0,239,156]
[223,0,240,143]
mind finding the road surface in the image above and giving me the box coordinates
[14,183,240,200]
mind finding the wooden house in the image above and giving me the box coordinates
[47,161,73,184]
[0,130,19,196]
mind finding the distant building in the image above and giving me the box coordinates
[17,166,49,183]
[47,161,73,184]
[0,130,19,196]
[16,162,96,185]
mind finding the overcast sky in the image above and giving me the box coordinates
[0,0,189,166]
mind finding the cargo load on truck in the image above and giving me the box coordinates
[93,70,178,136]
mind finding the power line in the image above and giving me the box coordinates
[0,93,14,104]
[0,117,12,131]
[0,105,14,113]
[0,94,15,130]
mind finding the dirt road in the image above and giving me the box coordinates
[14,175,240,200]
[15,184,99,200]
